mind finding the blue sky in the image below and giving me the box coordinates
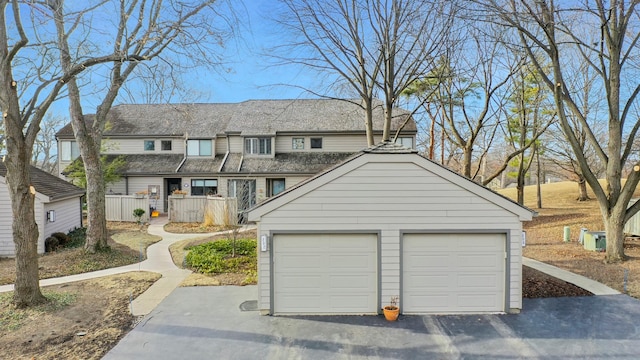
[47,0,322,119]
[161,0,323,104]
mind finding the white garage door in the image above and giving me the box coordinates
[273,233,378,314]
[403,233,505,313]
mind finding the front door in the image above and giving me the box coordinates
[165,178,182,212]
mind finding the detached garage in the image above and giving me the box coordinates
[249,142,534,315]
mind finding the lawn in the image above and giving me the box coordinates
[499,180,640,298]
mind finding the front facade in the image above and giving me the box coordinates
[0,164,85,257]
[249,143,534,315]
[56,99,416,215]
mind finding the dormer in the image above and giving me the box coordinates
[187,138,214,157]
[243,136,274,158]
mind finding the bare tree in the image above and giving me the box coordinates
[480,0,640,262]
[0,0,138,306]
[32,114,64,174]
[276,0,453,145]
[50,0,235,252]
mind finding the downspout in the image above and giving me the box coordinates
[125,175,129,195]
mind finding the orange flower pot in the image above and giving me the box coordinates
[383,306,399,321]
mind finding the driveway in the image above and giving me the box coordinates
[104,286,640,359]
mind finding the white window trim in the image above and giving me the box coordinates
[245,137,272,155]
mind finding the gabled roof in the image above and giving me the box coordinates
[249,142,535,222]
[56,99,416,138]
[0,163,85,201]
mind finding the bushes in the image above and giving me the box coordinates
[185,239,256,275]
[45,227,86,252]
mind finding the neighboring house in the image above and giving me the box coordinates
[55,99,416,214]
[0,163,85,257]
[248,142,535,315]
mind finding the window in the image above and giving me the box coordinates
[245,137,271,155]
[144,140,155,151]
[310,137,323,149]
[187,139,212,156]
[395,137,413,149]
[228,179,256,224]
[61,141,80,161]
[191,179,218,196]
[267,178,286,197]
[161,140,172,151]
[292,138,304,150]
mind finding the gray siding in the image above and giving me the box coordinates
[254,155,525,313]
[0,177,13,256]
[0,178,56,256]
[44,198,82,238]
[103,138,185,155]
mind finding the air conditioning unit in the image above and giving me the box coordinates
[583,231,606,252]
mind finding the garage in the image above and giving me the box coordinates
[402,233,506,313]
[272,233,378,314]
[249,142,533,315]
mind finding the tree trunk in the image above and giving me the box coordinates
[364,99,375,146]
[516,152,525,205]
[535,145,542,209]
[428,115,435,160]
[462,145,472,178]
[603,207,626,263]
[82,141,109,252]
[577,177,590,201]
[5,146,45,307]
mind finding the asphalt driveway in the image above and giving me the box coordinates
[104,286,640,359]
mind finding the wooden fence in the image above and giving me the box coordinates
[168,196,238,225]
[105,195,150,222]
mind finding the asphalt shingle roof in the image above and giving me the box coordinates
[56,99,416,138]
[240,152,356,174]
[0,163,85,201]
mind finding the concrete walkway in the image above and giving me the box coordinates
[0,216,255,316]
[523,256,620,295]
[0,221,619,317]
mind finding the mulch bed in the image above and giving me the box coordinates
[523,265,593,298]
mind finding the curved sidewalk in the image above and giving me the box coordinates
[0,216,255,316]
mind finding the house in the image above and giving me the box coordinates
[0,163,85,257]
[55,99,416,215]
[248,142,534,315]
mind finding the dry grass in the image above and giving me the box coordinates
[499,181,640,297]
[0,272,160,360]
[0,222,161,286]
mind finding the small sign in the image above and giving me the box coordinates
[260,235,268,252]
[522,231,526,247]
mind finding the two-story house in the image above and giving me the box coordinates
[56,99,416,214]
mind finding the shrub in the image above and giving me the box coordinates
[65,227,86,248]
[185,238,256,274]
[45,237,59,252]
[51,232,70,247]
[133,208,145,224]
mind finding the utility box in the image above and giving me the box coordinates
[583,231,606,251]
